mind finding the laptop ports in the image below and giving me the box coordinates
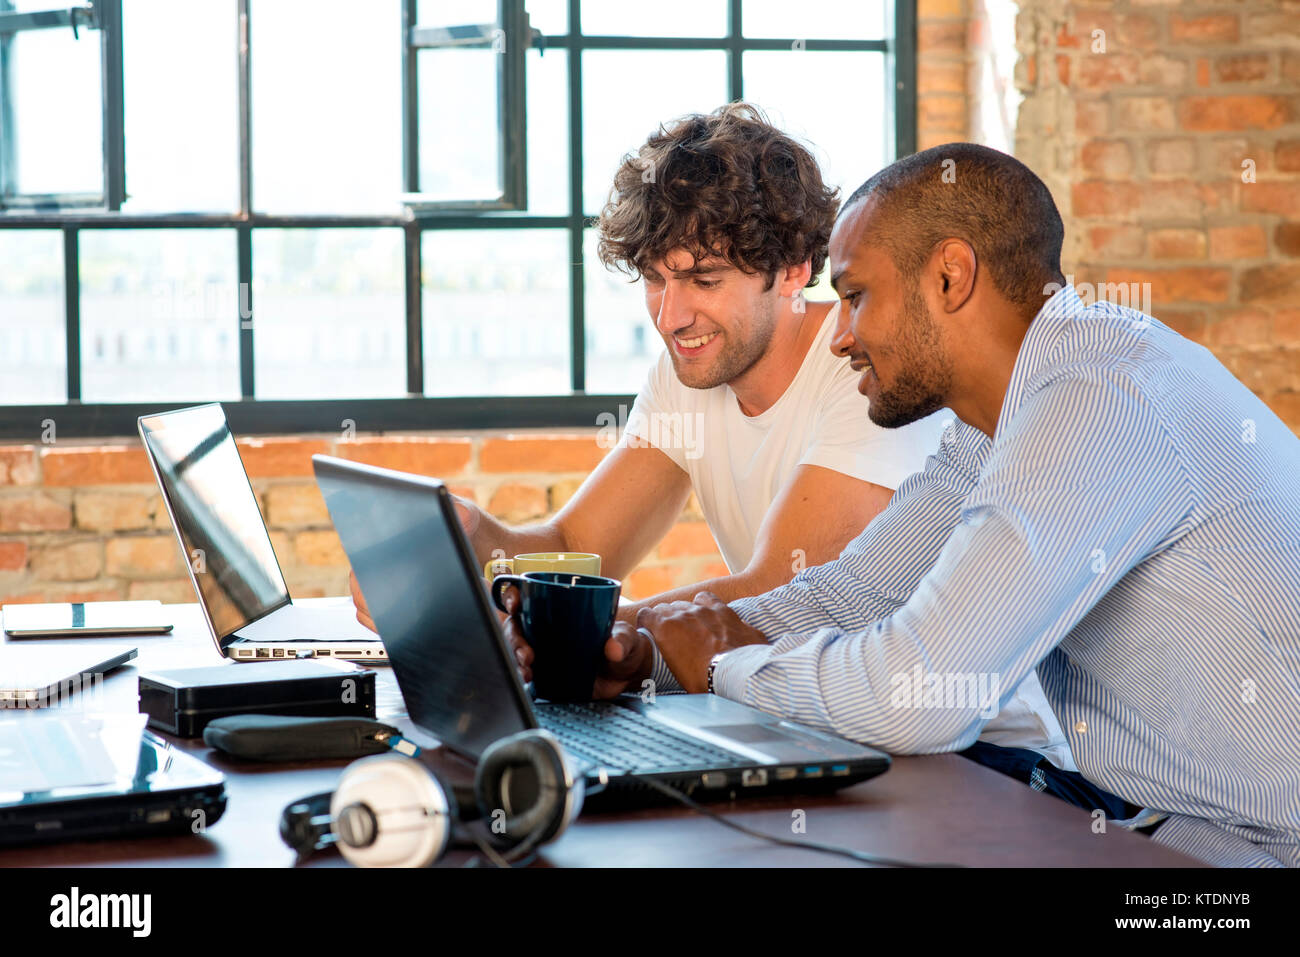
[741,769,768,787]
[255,648,270,659]
[272,648,285,658]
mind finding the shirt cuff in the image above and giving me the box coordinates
[642,629,684,694]
[711,644,773,701]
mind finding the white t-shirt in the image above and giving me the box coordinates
[621,302,950,571]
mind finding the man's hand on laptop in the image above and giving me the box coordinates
[498,584,653,697]
[636,592,767,694]
[349,570,377,633]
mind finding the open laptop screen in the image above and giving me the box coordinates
[313,455,534,758]
[139,404,290,644]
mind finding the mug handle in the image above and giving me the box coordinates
[490,574,527,614]
[484,557,514,580]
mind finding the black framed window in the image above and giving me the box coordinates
[0,0,915,439]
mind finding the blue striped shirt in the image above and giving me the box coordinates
[654,285,1300,867]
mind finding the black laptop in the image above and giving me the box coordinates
[312,454,890,808]
[0,718,226,847]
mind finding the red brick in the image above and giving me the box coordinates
[918,21,965,55]
[0,495,72,532]
[1072,181,1142,218]
[1138,54,1188,88]
[1277,141,1300,173]
[73,491,153,531]
[1116,97,1176,132]
[1148,229,1206,260]
[1104,268,1232,305]
[127,579,197,603]
[1243,12,1300,46]
[1286,52,1300,85]
[1241,183,1300,217]
[1076,55,1139,91]
[623,566,683,602]
[917,0,966,19]
[30,542,102,582]
[264,484,330,527]
[1055,54,1070,86]
[479,436,607,473]
[1196,57,1210,88]
[1276,223,1300,257]
[0,542,27,571]
[1273,309,1300,345]
[919,95,966,131]
[1086,225,1145,259]
[1117,14,1160,50]
[658,522,721,559]
[1080,140,1134,179]
[918,60,966,95]
[1158,311,1207,343]
[1139,181,1211,220]
[1147,139,1197,177]
[105,536,184,577]
[1209,226,1268,260]
[1216,54,1272,85]
[45,588,124,604]
[1240,263,1300,305]
[1074,100,1110,137]
[1179,96,1291,133]
[235,438,330,478]
[1203,309,1272,348]
[0,447,37,485]
[41,446,153,486]
[294,530,347,567]
[1170,13,1239,45]
[335,437,472,477]
[486,483,548,522]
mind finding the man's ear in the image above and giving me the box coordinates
[934,239,976,313]
[776,260,814,298]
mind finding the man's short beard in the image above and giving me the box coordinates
[868,283,951,429]
[671,294,777,390]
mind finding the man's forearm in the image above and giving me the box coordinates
[617,567,783,624]
[470,508,571,568]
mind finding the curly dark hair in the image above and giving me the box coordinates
[596,102,839,291]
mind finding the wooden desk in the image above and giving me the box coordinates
[1,603,1200,868]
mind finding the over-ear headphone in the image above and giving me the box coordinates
[280,729,587,867]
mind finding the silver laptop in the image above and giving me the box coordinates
[0,643,137,708]
[313,454,889,808]
[138,404,385,663]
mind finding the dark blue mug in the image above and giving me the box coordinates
[490,571,622,702]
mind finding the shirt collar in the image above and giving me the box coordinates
[992,283,1088,444]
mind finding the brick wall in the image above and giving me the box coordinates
[1015,0,1300,431]
[0,434,726,607]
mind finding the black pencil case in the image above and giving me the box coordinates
[203,714,400,762]
[138,659,376,737]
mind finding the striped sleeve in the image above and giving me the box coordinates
[714,370,1195,753]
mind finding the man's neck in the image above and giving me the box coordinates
[729,299,833,417]
[947,309,1034,438]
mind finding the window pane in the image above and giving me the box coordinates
[582,0,726,37]
[253,229,406,399]
[743,51,890,200]
[252,0,402,213]
[0,231,64,403]
[422,230,569,396]
[6,28,102,196]
[742,0,886,39]
[79,230,239,401]
[121,0,238,212]
[417,48,502,201]
[526,0,567,35]
[417,0,496,28]
[584,230,662,395]
[581,50,727,215]
[525,48,567,215]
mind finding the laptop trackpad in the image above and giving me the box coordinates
[702,723,801,745]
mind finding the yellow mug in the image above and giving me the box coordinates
[483,552,602,581]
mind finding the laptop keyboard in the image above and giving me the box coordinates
[536,701,741,772]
